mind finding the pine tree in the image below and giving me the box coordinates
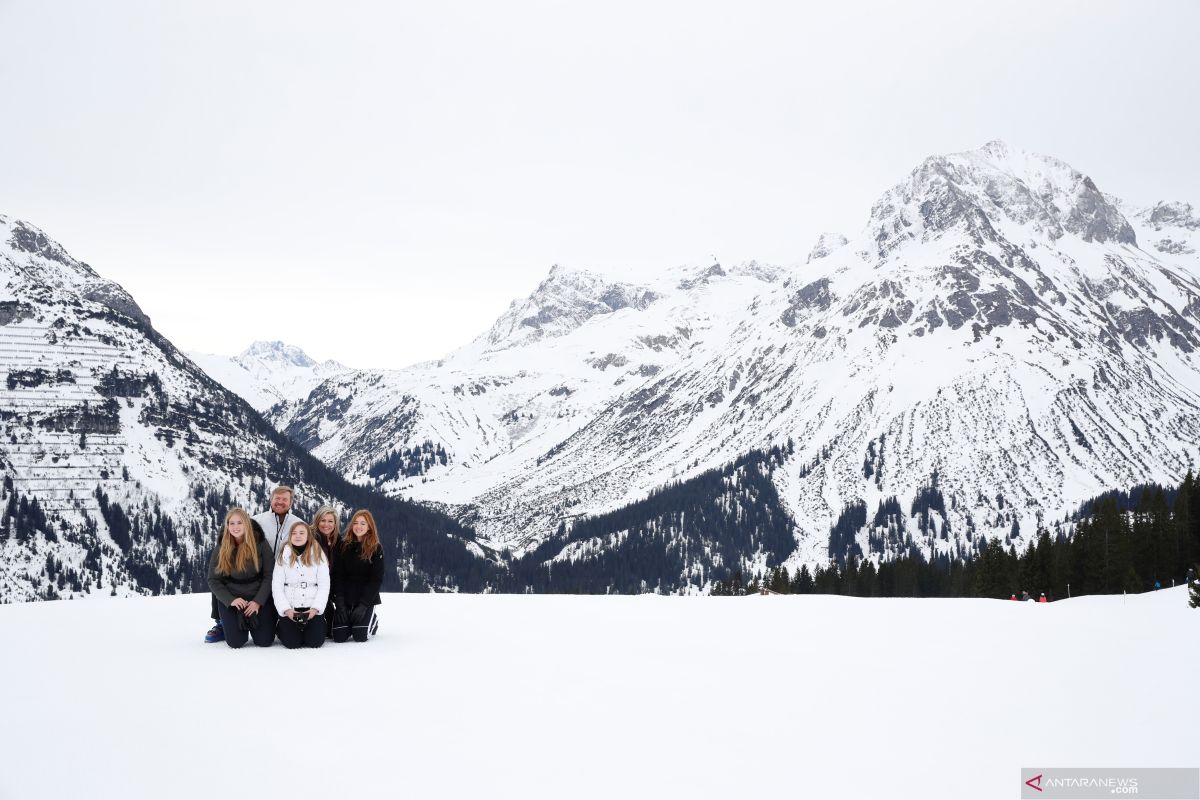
[769,566,790,594]
[792,564,813,594]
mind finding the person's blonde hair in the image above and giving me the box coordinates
[271,485,294,499]
[345,509,381,561]
[278,521,325,568]
[216,508,260,576]
[311,506,340,547]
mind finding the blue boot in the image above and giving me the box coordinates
[204,619,225,643]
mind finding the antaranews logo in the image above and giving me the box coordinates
[1021,768,1198,799]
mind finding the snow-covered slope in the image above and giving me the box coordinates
[0,215,477,602]
[188,340,348,413]
[275,259,789,520]
[279,142,1200,568]
[1,588,1194,800]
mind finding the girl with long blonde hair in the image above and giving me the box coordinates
[330,510,384,643]
[272,521,330,649]
[207,507,276,649]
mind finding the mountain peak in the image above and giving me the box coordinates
[0,212,150,327]
[238,340,317,368]
[479,266,659,350]
[976,138,1013,162]
[1139,201,1200,231]
[867,141,1136,258]
[4,217,79,269]
[807,232,849,263]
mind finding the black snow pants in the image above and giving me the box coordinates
[217,601,276,649]
[332,604,378,643]
[277,610,327,649]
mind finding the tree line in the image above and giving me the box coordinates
[714,472,1200,599]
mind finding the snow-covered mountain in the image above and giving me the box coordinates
[0,215,479,602]
[188,340,348,413]
[277,141,1200,579]
[8,140,1197,599]
[274,258,790,516]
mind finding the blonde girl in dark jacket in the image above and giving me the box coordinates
[207,508,276,649]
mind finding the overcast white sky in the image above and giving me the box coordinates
[1,1,1196,368]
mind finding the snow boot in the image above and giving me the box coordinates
[204,619,225,643]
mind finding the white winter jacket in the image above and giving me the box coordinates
[272,548,331,614]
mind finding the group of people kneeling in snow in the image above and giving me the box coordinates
[205,484,384,649]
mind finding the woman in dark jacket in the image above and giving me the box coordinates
[207,507,276,648]
[311,506,340,565]
[311,505,340,638]
[331,509,384,643]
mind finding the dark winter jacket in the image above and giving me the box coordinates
[332,538,385,608]
[208,537,275,608]
[317,533,338,572]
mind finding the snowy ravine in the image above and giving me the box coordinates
[273,141,1200,573]
[0,588,1195,800]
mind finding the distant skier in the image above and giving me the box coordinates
[1038,593,1048,603]
[1021,590,1032,602]
[1188,567,1196,585]
[1010,594,1018,601]
[1154,579,1162,591]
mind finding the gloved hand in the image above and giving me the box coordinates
[332,596,348,627]
[350,605,369,626]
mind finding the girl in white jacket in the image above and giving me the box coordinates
[272,522,330,649]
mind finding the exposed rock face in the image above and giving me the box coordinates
[807,233,849,264]
[780,278,832,327]
[1143,201,1200,231]
[481,265,660,350]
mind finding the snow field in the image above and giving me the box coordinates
[0,588,1196,800]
